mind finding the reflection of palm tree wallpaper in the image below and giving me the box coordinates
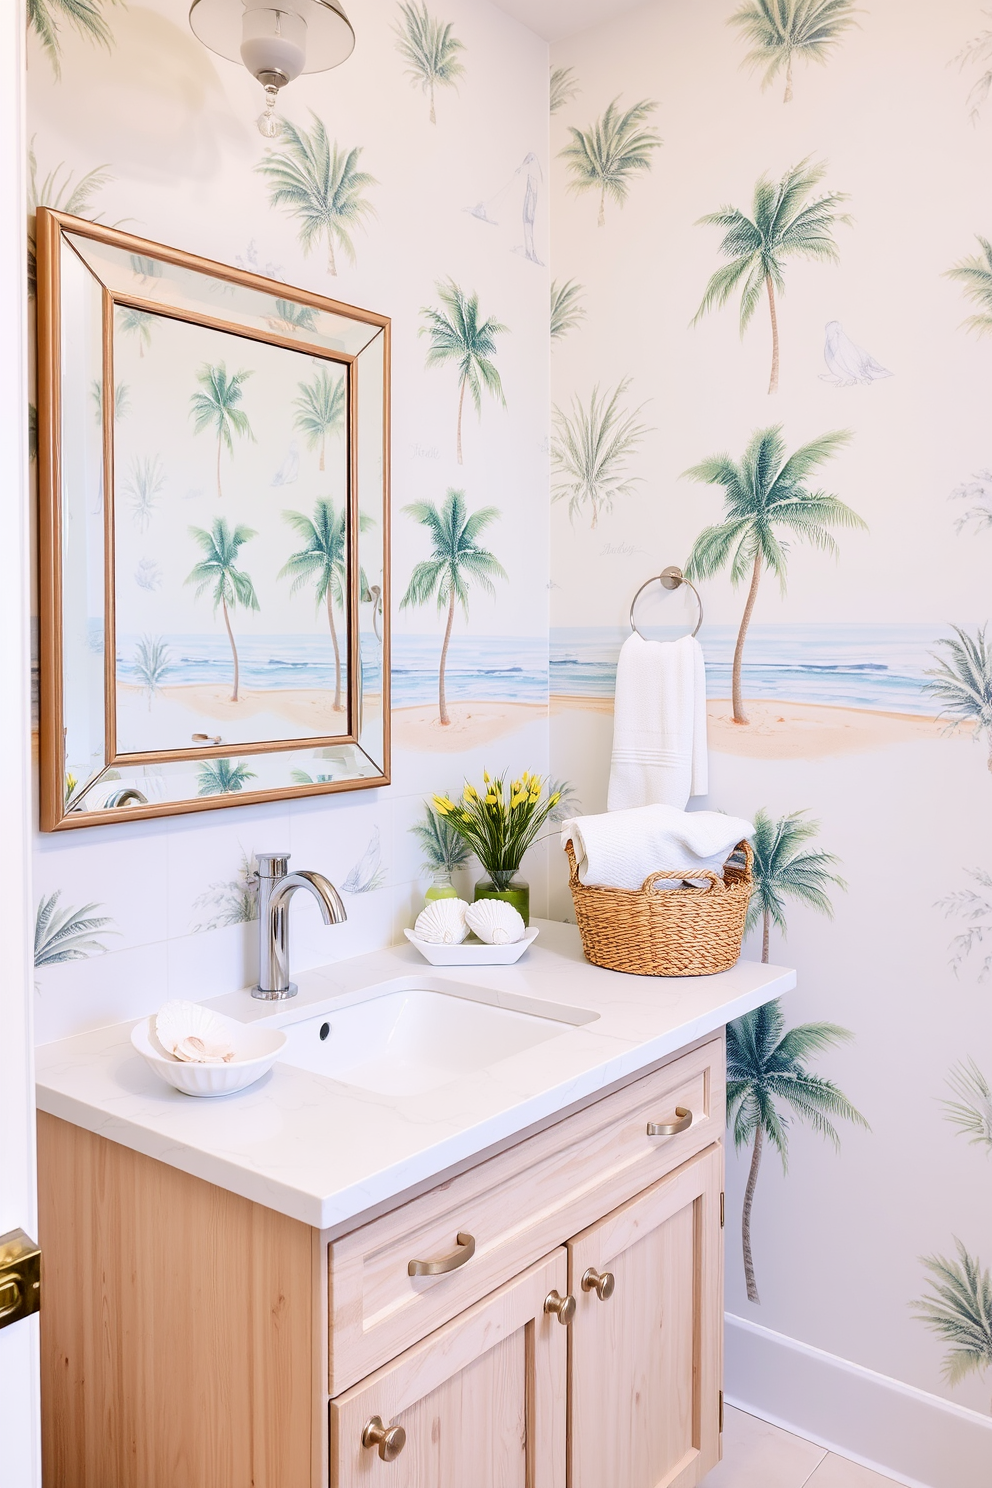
[551,380,649,528]
[132,635,173,710]
[280,500,349,712]
[196,759,258,797]
[185,518,259,703]
[189,364,254,500]
[293,366,345,472]
[729,0,860,102]
[420,280,507,464]
[393,1,465,125]
[559,96,660,226]
[685,425,864,723]
[400,490,506,726]
[256,114,377,275]
[693,159,850,394]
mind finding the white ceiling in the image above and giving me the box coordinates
[489,0,648,43]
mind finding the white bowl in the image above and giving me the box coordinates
[403,926,540,966]
[130,1010,287,1098]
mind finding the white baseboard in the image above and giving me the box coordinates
[725,1312,992,1488]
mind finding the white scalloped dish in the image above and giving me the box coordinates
[131,1008,287,1097]
[403,926,540,966]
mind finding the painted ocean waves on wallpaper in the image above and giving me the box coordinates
[551,624,956,715]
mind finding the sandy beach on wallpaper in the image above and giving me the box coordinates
[116,682,360,750]
[551,695,954,759]
[392,702,548,752]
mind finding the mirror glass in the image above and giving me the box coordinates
[38,211,390,828]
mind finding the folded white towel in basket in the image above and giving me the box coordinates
[607,632,708,812]
[561,804,754,892]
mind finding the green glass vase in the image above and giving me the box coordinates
[424,871,459,905]
[473,877,530,926]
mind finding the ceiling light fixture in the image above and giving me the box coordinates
[189,0,355,137]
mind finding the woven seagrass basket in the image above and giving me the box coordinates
[564,838,753,977]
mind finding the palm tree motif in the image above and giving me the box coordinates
[684,425,864,725]
[256,113,377,276]
[548,778,581,824]
[411,799,472,875]
[267,298,319,336]
[560,96,660,228]
[400,490,507,726]
[943,1060,992,1153]
[28,0,119,77]
[947,237,992,335]
[925,626,992,769]
[118,307,154,357]
[191,852,258,931]
[189,363,254,500]
[550,279,586,343]
[729,0,859,103]
[693,158,850,394]
[551,380,650,527]
[293,366,346,472]
[393,2,465,124]
[747,808,846,964]
[122,454,164,532]
[34,891,115,966]
[196,759,258,797]
[132,635,173,711]
[420,281,507,465]
[185,518,259,703]
[913,1242,992,1408]
[27,147,113,295]
[279,499,349,712]
[91,380,131,424]
[728,999,867,1302]
[953,18,992,124]
[550,65,580,115]
[936,867,992,981]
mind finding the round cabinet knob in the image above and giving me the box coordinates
[544,1289,577,1326]
[362,1415,407,1462]
[581,1267,616,1302]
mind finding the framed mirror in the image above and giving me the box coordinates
[36,209,389,830]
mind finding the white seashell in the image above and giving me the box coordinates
[155,1000,235,1063]
[414,898,470,944]
[464,899,526,945]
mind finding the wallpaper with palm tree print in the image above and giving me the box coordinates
[420,280,508,465]
[549,0,992,1426]
[559,96,661,227]
[393,2,465,125]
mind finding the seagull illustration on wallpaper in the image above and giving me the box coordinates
[271,441,300,487]
[819,321,892,386]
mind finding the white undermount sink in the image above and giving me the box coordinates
[277,980,599,1096]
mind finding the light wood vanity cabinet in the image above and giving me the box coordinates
[39,1032,725,1488]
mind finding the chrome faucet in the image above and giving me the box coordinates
[252,852,347,1001]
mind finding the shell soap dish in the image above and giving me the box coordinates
[155,1000,235,1064]
[131,1000,287,1098]
[413,898,470,944]
[464,900,525,945]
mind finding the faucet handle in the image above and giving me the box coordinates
[255,852,290,878]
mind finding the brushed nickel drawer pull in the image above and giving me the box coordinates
[647,1106,692,1137]
[581,1266,616,1301]
[408,1231,476,1277]
[544,1289,577,1325]
[362,1416,406,1461]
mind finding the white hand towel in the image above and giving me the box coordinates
[561,804,753,891]
[607,632,708,813]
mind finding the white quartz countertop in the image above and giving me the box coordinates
[35,922,795,1231]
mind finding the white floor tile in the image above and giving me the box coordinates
[807,1452,906,1487]
[700,1407,827,1487]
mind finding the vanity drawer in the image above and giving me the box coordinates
[328,1033,724,1394]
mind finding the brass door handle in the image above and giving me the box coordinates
[0,1229,41,1331]
[408,1231,476,1277]
[544,1289,576,1325]
[362,1415,406,1462]
[581,1267,616,1302]
[647,1106,692,1137]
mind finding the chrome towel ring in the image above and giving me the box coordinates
[629,566,704,640]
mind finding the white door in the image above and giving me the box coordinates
[0,0,42,1482]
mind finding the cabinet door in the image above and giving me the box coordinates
[568,1146,723,1488]
[330,1251,567,1488]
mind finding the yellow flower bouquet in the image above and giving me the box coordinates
[432,771,561,922]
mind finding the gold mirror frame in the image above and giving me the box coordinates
[37,209,390,830]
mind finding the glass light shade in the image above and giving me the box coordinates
[240,7,307,83]
[189,0,354,74]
